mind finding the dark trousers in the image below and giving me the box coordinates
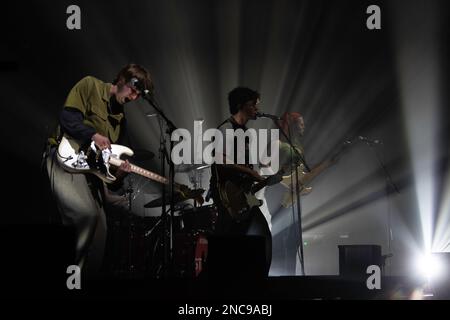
[214,206,272,276]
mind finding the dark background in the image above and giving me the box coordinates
[1,0,449,277]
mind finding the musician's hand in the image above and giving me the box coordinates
[249,169,264,182]
[115,160,132,180]
[92,133,111,150]
[119,160,132,173]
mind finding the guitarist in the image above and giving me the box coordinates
[43,64,153,277]
[209,87,272,276]
[274,112,339,275]
[278,112,340,206]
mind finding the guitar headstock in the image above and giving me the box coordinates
[329,139,354,164]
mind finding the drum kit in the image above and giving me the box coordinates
[105,154,216,279]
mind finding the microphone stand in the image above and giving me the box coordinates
[142,94,177,277]
[364,140,399,275]
[270,118,309,276]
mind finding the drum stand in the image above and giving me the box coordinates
[144,207,167,278]
[188,169,202,207]
[125,177,137,276]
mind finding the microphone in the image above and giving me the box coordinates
[256,112,281,120]
[358,136,383,145]
[130,77,150,96]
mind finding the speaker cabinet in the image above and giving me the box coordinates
[338,245,382,278]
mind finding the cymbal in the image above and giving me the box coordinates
[143,192,186,208]
[144,188,205,208]
[175,164,211,173]
[196,164,211,171]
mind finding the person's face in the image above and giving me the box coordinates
[241,98,260,120]
[115,82,141,105]
[292,116,305,136]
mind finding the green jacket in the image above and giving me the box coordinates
[49,76,124,145]
[279,140,305,173]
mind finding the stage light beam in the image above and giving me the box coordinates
[391,0,443,255]
[414,253,444,281]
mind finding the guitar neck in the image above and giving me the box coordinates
[109,158,168,185]
[307,159,332,180]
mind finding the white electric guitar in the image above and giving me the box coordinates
[56,135,204,203]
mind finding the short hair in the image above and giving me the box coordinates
[113,63,154,94]
[227,87,260,115]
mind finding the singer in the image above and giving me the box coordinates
[209,86,273,277]
[43,64,153,277]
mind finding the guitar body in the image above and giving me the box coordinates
[215,171,282,221]
[218,180,263,221]
[280,169,313,207]
[56,135,134,183]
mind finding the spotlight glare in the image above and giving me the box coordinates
[415,253,444,281]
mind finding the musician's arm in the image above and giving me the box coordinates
[60,108,96,144]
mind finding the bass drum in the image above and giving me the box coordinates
[172,204,218,278]
[173,231,208,278]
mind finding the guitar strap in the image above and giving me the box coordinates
[217,118,230,129]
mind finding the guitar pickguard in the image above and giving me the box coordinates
[57,136,126,183]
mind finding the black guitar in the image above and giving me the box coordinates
[217,173,282,221]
